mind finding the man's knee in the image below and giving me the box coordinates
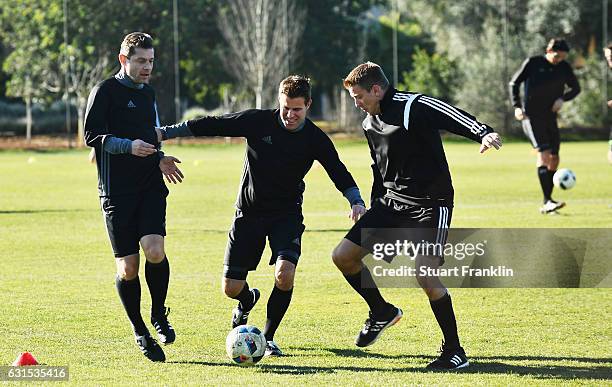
[548,155,560,170]
[421,286,447,301]
[116,257,139,280]
[416,274,446,300]
[141,235,165,263]
[222,278,245,298]
[537,150,551,167]
[142,243,165,263]
[332,243,355,268]
[275,260,296,291]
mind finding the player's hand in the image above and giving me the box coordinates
[607,99,612,109]
[551,98,564,112]
[159,155,184,184]
[155,127,163,142]
[514,107,525,121]
[479,133,502,153]
[349,204,366,223]
[131,139,157,157]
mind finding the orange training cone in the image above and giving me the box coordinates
[12,352,38,366]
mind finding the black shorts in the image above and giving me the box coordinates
[522,113,560,154]
[345,202,453,263]
[223,210,306,280]
[100,187,168,258]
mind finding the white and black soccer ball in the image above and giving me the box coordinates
[553,168,576,190]
[226,325,266,365]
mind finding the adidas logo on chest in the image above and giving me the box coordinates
[127,100,136,108]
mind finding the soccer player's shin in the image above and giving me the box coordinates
[344,267,388,316]
[264,285,293,341]
[115,276,148,336]
[230,282,261,328]
[233,282,255,310]
[547,169,557,195]
[145,256,170,316]
[146,257,175,345]
[537,165,553,202]
[429,291,460,350]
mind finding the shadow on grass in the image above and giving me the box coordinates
[168,357,612,380]
[256,362,612,380]
[252,348,612,380]
[0,209,90,214]
[315,348,612,365]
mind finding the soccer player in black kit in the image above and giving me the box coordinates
[333,62,502,370]
[84,32,184,362]
[156,76,367,356]
[509,38,580,213]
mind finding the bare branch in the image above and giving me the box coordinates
[217,0,306,108]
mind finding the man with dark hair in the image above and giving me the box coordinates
[155,75,367,356]
[334,61,501,370]
[84,32,184,362]
[509,38,581,213]
[604,43,612,164]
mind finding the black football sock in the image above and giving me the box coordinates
[537,166,553,202]
[145,256,170,317]
[547,169,557,200]
[344,267,389,317]
[430,292,460,350]
[232,282,255,310]
[263,285,293,341]
[116,276,148,336]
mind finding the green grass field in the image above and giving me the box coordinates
[0,140,611,385]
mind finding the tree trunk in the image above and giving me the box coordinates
[77,96,86,147]
[25,94,32,143]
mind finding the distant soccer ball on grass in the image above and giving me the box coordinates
[553,168,576,190]
[226,325,266,365]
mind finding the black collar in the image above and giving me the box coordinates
[379,87,397,114]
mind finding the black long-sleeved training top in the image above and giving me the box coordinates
[364,88,493,209]
[185,109,358,215]
[509,55,580,116]
[84,77,163,197]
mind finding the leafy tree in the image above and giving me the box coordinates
[0,0,65,140]
[364,10,433,86]
[559,54,610,128]
[178,0,230,110]
[298,0,385,96]
[398,48,460,103]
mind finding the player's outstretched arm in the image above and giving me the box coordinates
[159,155,184,184]
[479,132,502,153]
[156,122,192,142]
[157,109,264,141]
[313,130,366,223]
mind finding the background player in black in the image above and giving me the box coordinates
[333,62,501,370]
[509,38,580,213]
[604,43,612,164]
[156,76,366,356]
[84,32,183,362]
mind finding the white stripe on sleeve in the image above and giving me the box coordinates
[403,93,421,130]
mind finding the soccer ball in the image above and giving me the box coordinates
[553,168,576,190]
[226,325,266,365]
